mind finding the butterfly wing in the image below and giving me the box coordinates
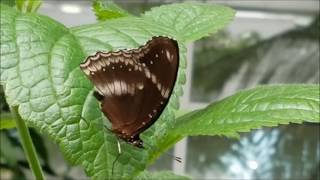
[80,37,179,140]
[133,37,179,133]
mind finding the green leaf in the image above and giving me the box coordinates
[0,0,15,7]
[1,2,317,179]
[0,113,16,129]
[0,2,238,179]
[143,3,235,42]
[174,85,320,138]
[135,171,191,180]
[0,3,196,179]
[15,0,41,13]
[92,0,131,21]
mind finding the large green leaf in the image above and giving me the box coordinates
[174,85,320,138]
[0,2,234,179]
[143,2,235,42]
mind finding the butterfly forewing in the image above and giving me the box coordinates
[132,37,179,133]
[80,36,179,145]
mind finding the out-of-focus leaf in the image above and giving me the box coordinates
[92,0,131,21]
[0,0,15,7]
[15,0,41,12]
[0,113,16,129]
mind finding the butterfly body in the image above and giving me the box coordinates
[80,36,179,148]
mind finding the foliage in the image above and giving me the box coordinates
[16,0,41,13]
[0,1,319,180]
[92,0,131,21]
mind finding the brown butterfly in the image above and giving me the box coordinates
[80,36,179,148]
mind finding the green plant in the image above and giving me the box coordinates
[0,1,319,179]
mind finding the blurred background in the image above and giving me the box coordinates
[0,0,319,179]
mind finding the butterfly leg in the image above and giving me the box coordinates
[112,137,122,178]
[100,123,125,177]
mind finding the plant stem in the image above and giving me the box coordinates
[11,106,45,180]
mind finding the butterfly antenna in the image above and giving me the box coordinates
[112,139,122,178]
[164,151,182,163]
[173,155,182,163]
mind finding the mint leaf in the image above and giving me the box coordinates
[16,0,41,13]
[92,0,131,21]
[1,4,189,179]
[0,2,237,179]
[174,85,320,138]
[143,3,235,42]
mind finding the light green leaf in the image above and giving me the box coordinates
[0,2,238,178]
[143,3,235,42]
[16,0,41,13]
[174,85,320,138]
[92,0,131,21]
[0,3,193,179]
[135,171,191,180]
[1,2,318,179]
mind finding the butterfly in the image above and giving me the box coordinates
[80,36,179,148]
